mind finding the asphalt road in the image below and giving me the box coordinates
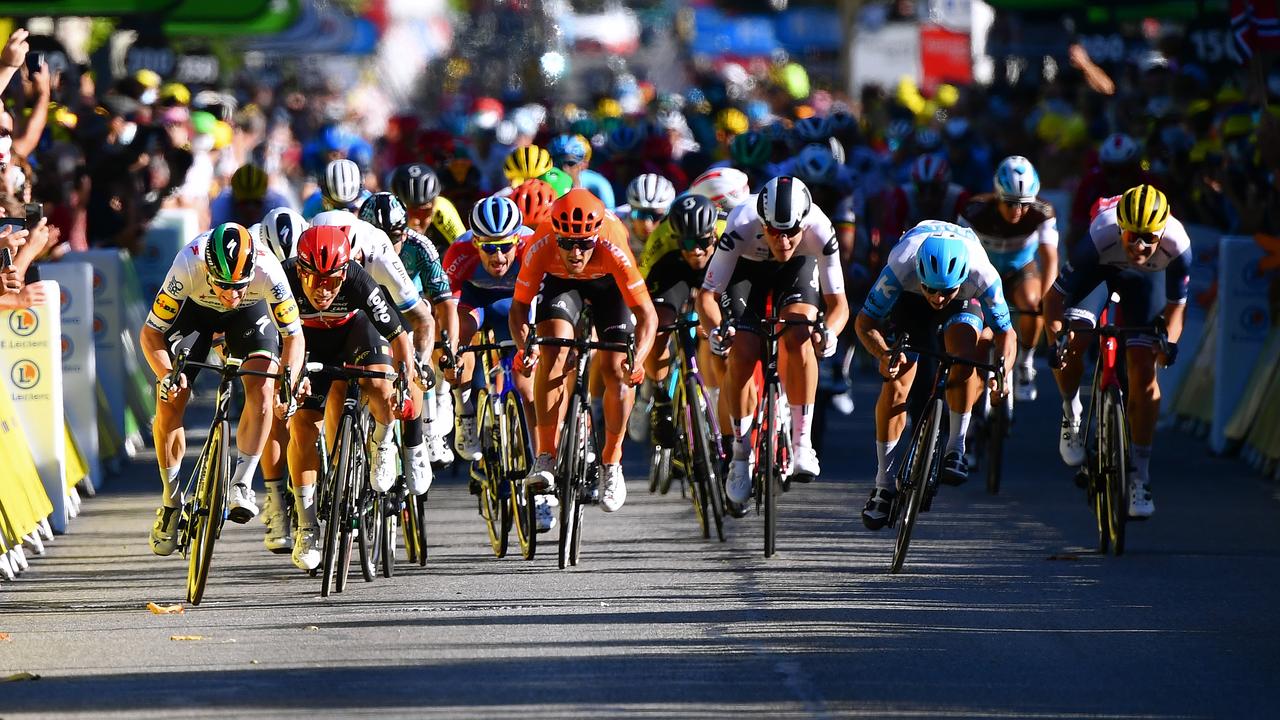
[2,367,1279,719]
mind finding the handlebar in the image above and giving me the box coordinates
[457,339,519,356]
[301,361,399,382]
[1052,321,1171,368]
[888,336,1008,395]
[524,323,636,369]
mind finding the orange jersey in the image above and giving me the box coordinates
[514,214,650,307]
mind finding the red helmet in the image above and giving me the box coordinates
[511,178,556,227]
[911,154,951,185]
[297,225,351,274]
[550,188,606,238]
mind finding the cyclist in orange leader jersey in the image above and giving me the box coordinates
[509,189,657,514]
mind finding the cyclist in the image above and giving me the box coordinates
[725,131,775,190]
[549,134,616,208]
[696,177,850,509]
[958,156,1059,401]
[687,167,753,215]
[258,207,309,264]
[855,221,1016,530]
[621,173,677,258]
[282,225,427,570]
[792,144,859,264]
[1070,133,1159,237]
[640,193,728,457]
[443,196,535,461]
[510,178,557,230]
[388,162,467,254]
[878,154,970,242]
[510,189,658,516]
[140,223,305,556]
[210,163,292,227]
[301,158,372,220]
[503,145,554,188]
[1044,185,1189,518]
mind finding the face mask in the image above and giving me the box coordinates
[118,122,138,145]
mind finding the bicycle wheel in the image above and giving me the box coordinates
[1102,387,1128,556]
[336,435,364,593]
[985,397,1009,496]
[689,380,725,542]
[478,393,507,558]
[557,396,583,570]
[569,407,593,567]
[508,398,536,560]
[356,479,382,583]
[891,399,944,574]
[380,490,398,578]
[186,421,228,605]
[761,385,779,558]
[321,416,352,598]
[674,384,708,538]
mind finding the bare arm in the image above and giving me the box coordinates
[1037,244,1059,301]
[403,301,435,359]
[12,65,51,158]
[0,29,29,91]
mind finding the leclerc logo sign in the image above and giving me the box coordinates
[11,359,40,390]
[9,309,39,337]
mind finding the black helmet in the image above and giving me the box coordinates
[668,194,719,251]
[390,163,440,208]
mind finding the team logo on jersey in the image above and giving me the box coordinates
[366,289,392,324]
[271,282,288,301]
[822,234,839,256]
[717,232,739,252]
[167,277,184,295]
[151,292,181,322]
[273,299,299,326]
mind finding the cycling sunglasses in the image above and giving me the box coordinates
[1000,199,1032,210]
[1122,230,1161,248]
[475,238,517,255]
[300,266,345,291]
[632,208,664,222]
[211,278,251,291]
[556,235,597,252]
[921,283,959,297]
[680,233,717,252]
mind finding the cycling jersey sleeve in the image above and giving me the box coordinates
[1052,235,1102,301]
[1166,247,1192,305]
[403,233,453,303]
[1036,216,1059,248]
[514,236,551,305]
[860,265,903,321]
[442,241,477,297]
[978,279,1014,333]
[702,228,744,295]
[346,263,405,341]
[258,257,303,336]
[145,256,192,332]
[431,196,467,245]
[809,212,845,295]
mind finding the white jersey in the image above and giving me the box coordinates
[702,199,845,296]
[310,210,421,312]
[145,232,302,335]
[1085,205,1191,274]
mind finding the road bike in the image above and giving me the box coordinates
[525,310,633,569]
[163,349,290,605]
[886,338,1005,574]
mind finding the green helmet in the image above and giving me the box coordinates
[538,166,575,197]
[204,223,257,287]
[731,131,772,168]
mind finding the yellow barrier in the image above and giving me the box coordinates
[65,424,87,492]
[0,389,52,547]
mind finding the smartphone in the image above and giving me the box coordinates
[25,51,43,74]
[0,218,24,233]
[0,248,12,270]
[24,203,42,227]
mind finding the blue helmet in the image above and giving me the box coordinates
[993,155,1040,203]
[549,134,588,166]
[470,196,522,239]
[915,231,970,291]
[607,124,642,155]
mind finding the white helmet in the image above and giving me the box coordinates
[259,207,309,263]
[626,173,676,212]
[1098,133,1139,165]
[321,158,363,205]
[689,167,751,212]
[756,176,812,232]
[993,156,1041,203]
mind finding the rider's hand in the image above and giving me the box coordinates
[813,327,838,359]
[1156,340,1178,368]
[514,347,538,376]
[622,360,644,387]
[157,372,187,403]
[1050,330,1076,370]
[709,325,735,357]
[879,350,907,380]
[442,351,459,384]
[416,359,434,391]
[274,392,297,421]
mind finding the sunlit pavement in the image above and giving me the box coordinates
[2,366,1278,718]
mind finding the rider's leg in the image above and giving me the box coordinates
[233,355,278,491]
[875,362,918,489]
[598,348,633,464]
[778,302,820,451]
[725,333,763,459]
[153,382,191,507]
[286,408,325,528]
[942,315,983,455]
[453,309,481,417]
[532,318,575,458]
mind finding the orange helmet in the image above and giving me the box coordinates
[512,179,557,228]
[550,188,606,238]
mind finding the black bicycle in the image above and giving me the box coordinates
[525,311,633,569]
[651,313,727,541]
[737,315,824,559]
[886,339,1005,574]
[163,349,291,605]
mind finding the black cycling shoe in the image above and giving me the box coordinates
[939,451,969,486]
[650,401,677,448]
[861,487,896,530]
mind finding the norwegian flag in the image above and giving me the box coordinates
[1232,0,1280,61]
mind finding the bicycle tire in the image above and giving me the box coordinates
[676,395,708,539]
[403,497,420,565]
[569,407,592,567]
[356,480,381,583]
[521,485,539,560]
[320,415,352,598]
[510,396,537,560]
[380,494,397,578]
[985,399,1008,496]
[1102,387,1128,556]
[690,381,726,542]
[409,492,428,566]
[187,420,227,605]
[762,384,778,558]
[558,395,582,570]
[336,420,366,594]
[478,392,507,557]
[891,399,944,574]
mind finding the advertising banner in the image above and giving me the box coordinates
[0,282,68,532]
[1213,237,1270,454]
[65,250,131,457]
[920,23,972,93]
[39,262,101,490]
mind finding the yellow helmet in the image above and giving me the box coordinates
[1117,185,1170,235]
[715,107,748,136]
[230,163,269,202]
[503,145,553,184]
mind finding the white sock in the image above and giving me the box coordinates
[1017,345,1034,370]
[732,416,752,459]
[1132,444,1152,484]
[265,479,286,504]
[875,438,899,489]
[372,420,392,446]
[160,464,182,507]
[947,411,971,454]
[790,403,814,450]
[1063,390,1083,420]
[231,452,260,489]
[292,483,317,528]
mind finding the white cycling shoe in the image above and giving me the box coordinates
[427,432,454,466]
[535,494,559,532]
[370,440,397,492]
[1059,413,1085,467]
[599,464,627,512]
[454,414,482,461]
[792,445,821,480]
[149,506,181,556]
[523,453,556,493]
[726,457,754,505]
[1015,365,1038,402]
[407,442,433,495]
[227,484,258,524]
[1128,479,1155,518]
[291,526,321,571]
[261,494,292,554]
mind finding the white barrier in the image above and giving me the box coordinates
[40,262,101,491]
[134,209,197,308]
[1212,237,1270,454]
[0,282,68,532]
